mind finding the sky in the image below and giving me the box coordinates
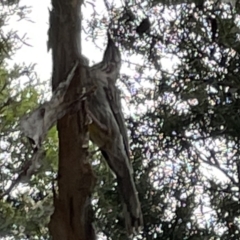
[9,0,106,85]
[9,0,51,82]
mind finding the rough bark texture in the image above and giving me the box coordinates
[48,0,96,239]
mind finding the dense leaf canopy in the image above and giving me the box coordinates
[1,0,240,239]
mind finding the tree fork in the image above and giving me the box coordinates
[48,0,96,239]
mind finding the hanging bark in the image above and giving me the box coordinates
[48,0,96,239]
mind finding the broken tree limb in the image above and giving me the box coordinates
[20,61,84,150]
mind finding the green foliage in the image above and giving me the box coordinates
[84,1,240,239]
[3,0,240,240]
[0,2,55,239]
[0,68,55,238]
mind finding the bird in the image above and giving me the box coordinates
[136,18,151,36]
[87,33,143,235]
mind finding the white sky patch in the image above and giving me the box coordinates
[6,0,52,83]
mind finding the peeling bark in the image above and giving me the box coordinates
[48,0,96,239]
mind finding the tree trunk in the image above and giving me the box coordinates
[48,1,96,239]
